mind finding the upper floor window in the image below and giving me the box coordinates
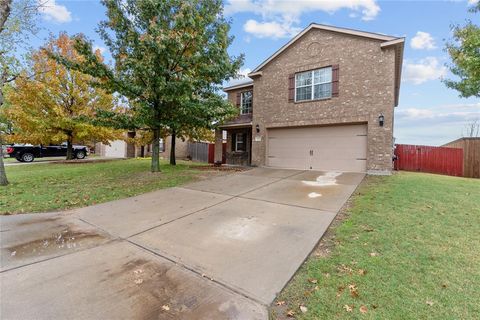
[295,67,332,102]
[240,91,253,114]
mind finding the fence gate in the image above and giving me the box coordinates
[394,144,463,177]
[187,142,210,163]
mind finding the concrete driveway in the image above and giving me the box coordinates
[0,167,364,319]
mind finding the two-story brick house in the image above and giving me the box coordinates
[215,23,404,174]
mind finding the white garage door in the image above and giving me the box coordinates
[105,140,126,158]
[267,124,367,172]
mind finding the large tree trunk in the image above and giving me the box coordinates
[151,128,161,172]
[0,0,12,186]
[170,130,176,166]
[0,0,12,33]
[0,139,8,186]
[66,134,74,160]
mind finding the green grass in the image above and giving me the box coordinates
[273,172,480,319]
[1,158,208,214]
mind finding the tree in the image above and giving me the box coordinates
[463,118,480,137]
[0,0,40,186]
[444,3,480,97]
[4,33,122,159]
[53,0,242,172]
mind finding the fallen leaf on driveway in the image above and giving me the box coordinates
[133,269,143,275]
[300,305,308,313]
[162,305,170,311]
[359,305,368,313]
[134,279,143,284]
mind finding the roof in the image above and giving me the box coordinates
[442,137,480,146]
[223,79,254,92]
[248,23,405,106]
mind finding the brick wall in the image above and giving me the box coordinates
[249,28,396,173]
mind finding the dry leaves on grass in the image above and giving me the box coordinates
[336,285,345,298]
[343,304,353,312]
[349,284,359,298]
[426,300,434,306]
[300,305,308,313]
[360,305,368,313]
[275,300,286,306]
[358,269,367,276]
[369,252,379,257]
[337,264,354,274]
[308,278,318,284]
[286,310,295,317]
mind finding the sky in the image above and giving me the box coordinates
[32,0,480,146]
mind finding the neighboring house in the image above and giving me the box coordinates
[443,137,480,178]
[214,23,404,174]
[96,133,189,159]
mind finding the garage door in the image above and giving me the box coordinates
[267,124,367,172]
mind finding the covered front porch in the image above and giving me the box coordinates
[215,123,252,167]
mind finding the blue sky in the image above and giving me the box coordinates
[35,0,479,145]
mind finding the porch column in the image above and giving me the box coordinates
[214,129,223,164]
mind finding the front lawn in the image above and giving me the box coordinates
[1,158,210,214]
[273,172,480,319]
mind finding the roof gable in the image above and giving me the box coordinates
[249,23,401,74]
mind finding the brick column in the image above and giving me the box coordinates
[214,129,223,164]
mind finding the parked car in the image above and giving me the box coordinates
[5,143,89,162]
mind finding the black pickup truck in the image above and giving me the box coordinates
[5,144,89,162]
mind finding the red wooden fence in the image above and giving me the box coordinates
[394,144,463,177]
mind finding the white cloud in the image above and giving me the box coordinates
[39,0,72,23]
[403,57,447,85]
[226,0,380,21]
[468,0,478,5]
[226,0,380,39]
[395,103,480,145]
[410,31,436,50]
[243,19,300,39]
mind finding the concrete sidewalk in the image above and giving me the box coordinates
[0,167,364,319]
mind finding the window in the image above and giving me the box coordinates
[240,91,253,114]
[232,133,246,152]
[295,67,332,102]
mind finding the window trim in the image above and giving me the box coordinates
[240,90,253,115]
[294,66,333,103]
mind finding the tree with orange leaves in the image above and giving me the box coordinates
[4,33,122,160]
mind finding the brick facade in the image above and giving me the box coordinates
[220,25,403,174]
